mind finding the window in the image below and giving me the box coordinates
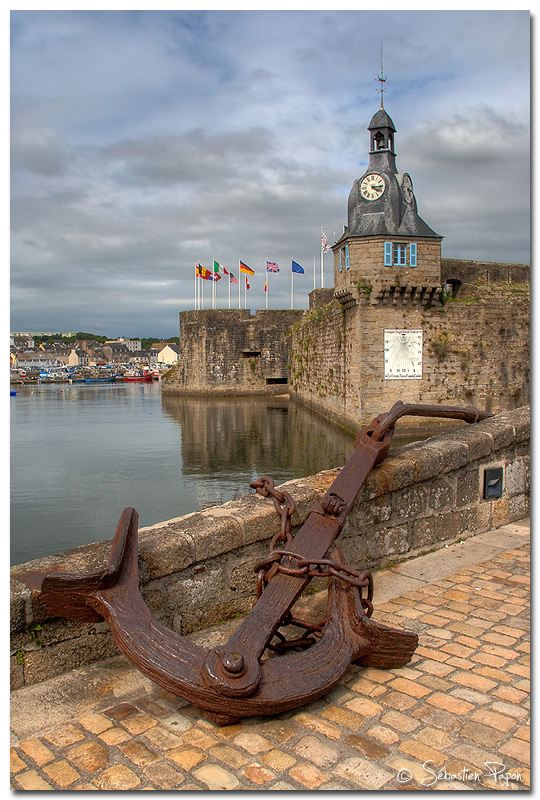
[384,242,418,268]
[345,245,350,270]
[394,243,406,266]
[339,249,343,272]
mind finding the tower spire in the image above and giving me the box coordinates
[377,42,386,109]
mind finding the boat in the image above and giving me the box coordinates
[123,370,154,382]
[10,391,17,396]
[84,377,117,383]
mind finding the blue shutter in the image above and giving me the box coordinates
[384,241,393,266]
[409,242,417,267]
[339,249,343,272]
[345,245,350,269]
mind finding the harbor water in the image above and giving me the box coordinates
[10,382,433,566]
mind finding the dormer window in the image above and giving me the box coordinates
[384,241,418,267]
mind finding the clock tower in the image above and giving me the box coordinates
[333,103,443,302]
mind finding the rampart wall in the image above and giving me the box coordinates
[162,309,303,395]
[289,280,529,430]
[10,408,529,690]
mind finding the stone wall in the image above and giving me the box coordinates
[289,281,529,430]
[162,309,303,395]
[10,407,529,690]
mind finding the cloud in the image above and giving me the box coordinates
[10,10,530,336]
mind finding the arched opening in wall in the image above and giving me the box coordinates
[242,351,261,358]
[266,377,288,385]
[445,279,462,298]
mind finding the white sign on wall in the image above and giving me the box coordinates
[384,329,423,379]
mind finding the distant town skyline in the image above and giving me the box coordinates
[11,9,530,337]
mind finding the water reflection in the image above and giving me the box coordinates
[160,395,355,480]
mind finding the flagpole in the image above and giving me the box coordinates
[228,272,231,309]
[194,265,197,310]
[291,267,293,310]
[313,257,316,291]
[266,264,268,310]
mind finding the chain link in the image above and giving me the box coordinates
[251,475,374,629]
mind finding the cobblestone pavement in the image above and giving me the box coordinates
[10,529,530,791]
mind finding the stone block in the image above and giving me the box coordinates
[22,631,118,685]
[505,458,530,496]
[434,510,467,542]
[509,493,530,521]
[428,477,455,511]
[390,484,428,522]
[10,653,24,690]
[447,427,494,460]
[462,503,491,535]
[10,579,30,634]
[456,468,481,507]
[366,524,411,562]
[138,527,194,580]
[177,508,244,563]
[422,438,470,472]
[411,517,438,549]
[375,458,417,494]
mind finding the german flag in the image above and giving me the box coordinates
[239,261,255,276]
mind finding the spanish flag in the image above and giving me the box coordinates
[239,261,254,276]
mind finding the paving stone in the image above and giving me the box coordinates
[459,721,505,748]
[42,759,81,788]
[18,737,55,766]
[398,738,446,766]
[167,746,206,771]
[233,731,273,754]
[365,724,400,745]
[345,733,390,759]
[499,737,530,766]
[182,727,218,749]
[209,743,249,769]
[293,711,342,739]
[65,741,109,772]
[257,719,297,743]
[103,702,138,721]
[413,725,454,750]
[242,763,275,784]
[43,724,85,748]
[288,762,328,789]
[490,700,528,719]
[334,756,393,789]
[142,724,184,751]
[10,748,27,773]
[268,780,296,789]
[319,705,365,730]
[121,712,159,735]
[98,726,132,745]
[93,764,141,790]
[79,712,113,734]
[13,769,54,790]
[345,696,383,717]
[193,763,240,790]
[293,735,341,768]
[426,692,473,715]
[118,740,160,767]
[143,761,185,789]
[261,748,296,771]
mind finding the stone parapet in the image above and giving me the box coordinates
[10,407,529,690]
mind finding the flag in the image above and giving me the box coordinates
[209,272,221,282]
[197,264,212,280]
[264,279,267,293]
[240,261,255,276]
[292,260,304,274]
[266,261,279,272]
[229,271,239,285]
[321,229,330,253]
[245,275,250,290]
[213,259,229,275]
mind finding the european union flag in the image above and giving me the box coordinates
[292,260,304,274]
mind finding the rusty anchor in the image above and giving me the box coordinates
[40,402,492,725]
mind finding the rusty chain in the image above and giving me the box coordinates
[250,475,374,649]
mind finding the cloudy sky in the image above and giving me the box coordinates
[10,9,530,338]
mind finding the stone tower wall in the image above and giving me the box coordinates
[334,236,442,293]
[289,280,529,430]
[162,309,304,395]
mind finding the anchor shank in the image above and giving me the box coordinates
[203,432,389,696]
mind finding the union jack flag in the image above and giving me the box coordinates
[266,261,279,272]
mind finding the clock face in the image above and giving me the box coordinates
[360,173,385,201]
[384,329,423,380]
[402,174,414,204]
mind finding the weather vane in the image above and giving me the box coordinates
[376,42,386,109]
